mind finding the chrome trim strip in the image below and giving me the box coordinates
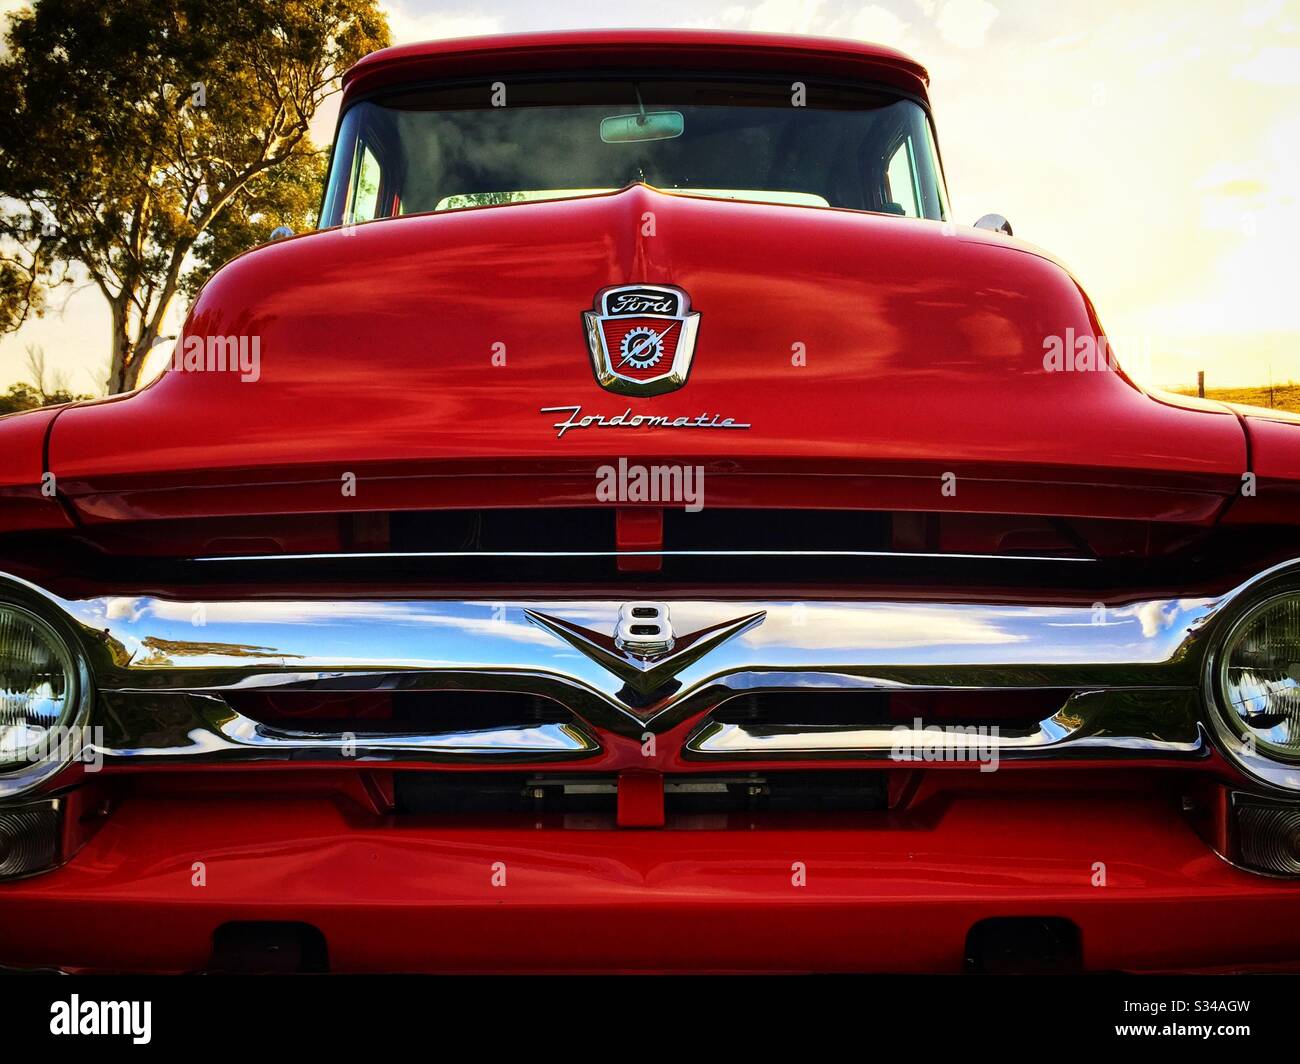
[192,549,1096,563]
[684,690,1204,760]
[95,693,599,762]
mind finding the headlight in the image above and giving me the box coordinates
[1216,591,1300,761]
[0,603,78,771]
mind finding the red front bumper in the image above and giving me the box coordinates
[3,784,1298,973]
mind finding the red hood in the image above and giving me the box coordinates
[44,185,1251,524]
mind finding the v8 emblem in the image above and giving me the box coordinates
[614,602,675,657]
[524,602,765,711]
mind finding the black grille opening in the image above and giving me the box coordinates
[664,508,892,552]
[393,771,890,818]
[712,692,891,728]
[223,690,573,733]
[391,508,614,553]
[712,690,1067,729]
[395,773,618,815]
[664,771,888,814]
[23,504,1300,596]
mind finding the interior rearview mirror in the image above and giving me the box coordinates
[600,111,684,143]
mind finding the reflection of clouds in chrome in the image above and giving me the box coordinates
[1047,600,1202,639]
[102,597,150,623]
[59,595,1220,674]
[1131,600,1184,637]
[743,603,1025,650]
[75,598,559,644]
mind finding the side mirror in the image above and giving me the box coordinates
[973,213,1013,236]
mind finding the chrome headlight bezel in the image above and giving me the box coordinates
[1205,584,1300,792]
[0,581,94,799]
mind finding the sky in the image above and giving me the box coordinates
[1,0,1297,393]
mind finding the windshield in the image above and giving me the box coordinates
[322,78,949,225]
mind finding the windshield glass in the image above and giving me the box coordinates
[322,78,948,225]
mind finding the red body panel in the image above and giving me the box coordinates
[1222,411,1300,524]
[0,406,72,532]
[2,781,1298,974]
[46,185,1247,523]
[1242,411,1300,483]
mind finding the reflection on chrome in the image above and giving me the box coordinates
[92,693,599,762]
[685,691,1203,760]
[54,592,1225,739]
[0,559,1297,791]
[64,596,1220,675]
[0,578,1238,734]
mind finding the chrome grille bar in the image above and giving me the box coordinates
[684,690,1204,760]
[96,693,598,762]
[52,593,1226,738]
[6,567,1248,717]
[2,559,1296,790]
[193,549,1096,563]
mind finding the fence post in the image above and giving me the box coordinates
[1197,370,1205,398]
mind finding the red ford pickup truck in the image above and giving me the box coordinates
[1,29,1298,974]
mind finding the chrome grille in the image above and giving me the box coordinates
[2,558,1298,797]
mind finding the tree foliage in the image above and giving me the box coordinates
[0,380,92,415]
[0,345,93,414]
[0,0,388,392]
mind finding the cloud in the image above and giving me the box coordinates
[701,0,913,51]
[847,5,913,50]
[1242,0,1285,28]
[381,2,504,46]
[715,0,828,34]
[1233,46,1300,85]
[1140,113,1300,341]
[935,0,999,48]
[743,604,1025,650]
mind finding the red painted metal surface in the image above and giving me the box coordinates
[1,786,1297,973]
[615,507,663,571]
[1222,412,1300,524]
[0,407,73,532]
[52,461,1244,527]
[617,771,665,828]
[1246,409,1300,480]
[44,185,1250,524]
[341,29,932,101]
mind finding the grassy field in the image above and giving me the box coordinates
[1172,383,1300,414]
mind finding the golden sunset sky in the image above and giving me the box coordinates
[2,0,1297,393]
